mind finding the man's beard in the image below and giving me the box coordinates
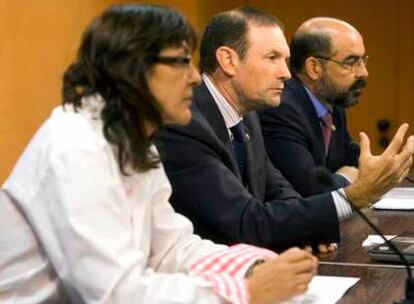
[316,75,367,108]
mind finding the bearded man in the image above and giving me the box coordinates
[259,17,368,197]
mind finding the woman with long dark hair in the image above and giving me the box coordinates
[0,5,316,303]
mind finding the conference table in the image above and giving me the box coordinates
[316,178,414,303]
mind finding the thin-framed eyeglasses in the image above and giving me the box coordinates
[154,55,192,69]
[313,55,369,72]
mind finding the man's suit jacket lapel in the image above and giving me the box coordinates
[193,82,243,182]
[287,77,327,165]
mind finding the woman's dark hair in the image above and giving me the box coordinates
[62,4,196,173]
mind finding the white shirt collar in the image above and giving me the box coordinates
[202,73,242,129]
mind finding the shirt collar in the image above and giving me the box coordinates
[202,73,242,129]
[303,84,331,118]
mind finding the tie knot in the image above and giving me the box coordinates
[230,121,246,142]
[320,112,333,127]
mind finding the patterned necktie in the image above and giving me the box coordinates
[230,121,247,180]
[320,112,333,154]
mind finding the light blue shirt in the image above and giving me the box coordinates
[303,85,330,119]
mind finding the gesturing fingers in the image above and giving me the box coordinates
[396,154,413,178]
[359,132,372,159]
[398,166,412,183]
[394,135,414,175]
[383,123,409,157]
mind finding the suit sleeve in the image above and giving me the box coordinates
[157,113,340,250]
[259,104,350,197]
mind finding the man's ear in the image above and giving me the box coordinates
[215,46,240,77]
[304,57,324,81]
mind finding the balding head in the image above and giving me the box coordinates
[296,17,358,39]
[289,17,368,108]
[290,17,363,73]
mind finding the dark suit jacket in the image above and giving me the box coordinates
[259,76,359,197]
[157,82,340,250]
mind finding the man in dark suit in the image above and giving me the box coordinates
[259,18,367,197]
[158,8,413,251]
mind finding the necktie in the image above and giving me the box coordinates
[230,121,247,180]
[320,112,333,154]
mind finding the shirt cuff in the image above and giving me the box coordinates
[331,188,353,221]
[189,244,277,304]
[335,172,352,183]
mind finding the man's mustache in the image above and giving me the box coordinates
[350,79,367,91]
